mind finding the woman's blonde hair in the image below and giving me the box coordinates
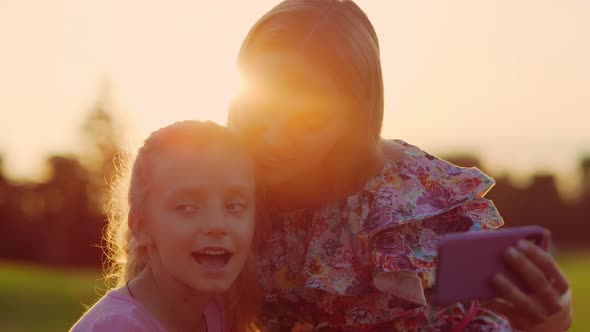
[237,0,383,146]
[234,0,385,191]
[103,120,260,331]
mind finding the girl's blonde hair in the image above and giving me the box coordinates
[103,120,260,331]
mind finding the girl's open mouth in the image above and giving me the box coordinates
[191,248,233,271]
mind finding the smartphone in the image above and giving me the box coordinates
[432,225,550,305]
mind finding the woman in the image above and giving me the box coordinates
[228,0,572,330]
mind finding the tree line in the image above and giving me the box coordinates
[0,96,588,268]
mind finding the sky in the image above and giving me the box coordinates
[0,0,588,195]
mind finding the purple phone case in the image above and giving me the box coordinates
[433,225,550,305]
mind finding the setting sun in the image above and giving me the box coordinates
[0,0,588,193]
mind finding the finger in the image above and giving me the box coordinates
[484,298,532,331]
[504,246,562,314]
[516,239,570,293]
[491,273,546,325]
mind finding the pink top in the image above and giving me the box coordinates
[70,291,226,332]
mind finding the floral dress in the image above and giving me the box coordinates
[256,140,513,331]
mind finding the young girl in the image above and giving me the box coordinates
[229,0,572,331]
[71,121,259,332]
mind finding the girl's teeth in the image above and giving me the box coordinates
[202,249,225,255]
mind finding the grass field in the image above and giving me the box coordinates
[557,253,590,331]
[0,263,105,332]
[1,253,588,331]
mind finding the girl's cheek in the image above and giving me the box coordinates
[237,216,256,241]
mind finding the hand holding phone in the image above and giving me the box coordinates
[433,225,550,305]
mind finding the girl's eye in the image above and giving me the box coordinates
[175,204,199,213]
[226,201,249,214]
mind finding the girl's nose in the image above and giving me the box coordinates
[204,223,228,237]
[202,207,229,237]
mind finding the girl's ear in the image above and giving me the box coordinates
[128,211,154,246]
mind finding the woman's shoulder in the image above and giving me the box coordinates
[358,139,498,230]
[69,290,164,332]
[382,138,489,173]
[376,138,495,198]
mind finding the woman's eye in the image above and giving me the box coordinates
[291,113,323,130]
[305,116,323,128]
[247,125,266,137]
[305,120,322,131]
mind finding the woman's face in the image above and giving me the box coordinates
[229,53,354,185]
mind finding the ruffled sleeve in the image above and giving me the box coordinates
[257,140,509,330]
[365,141,504,307]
